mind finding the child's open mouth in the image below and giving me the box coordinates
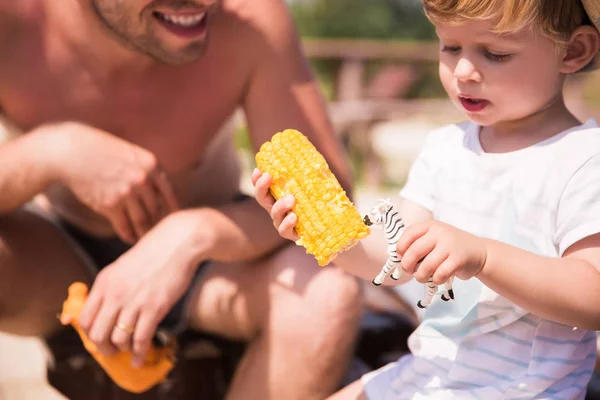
[459,96,490,112]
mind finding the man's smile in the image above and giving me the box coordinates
[153,11,207,28]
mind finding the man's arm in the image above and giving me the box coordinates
[478,234,600,330]
[180,198,290,264]
[179,0,354,265]
[241,0,353,196]
[0,124,61,214]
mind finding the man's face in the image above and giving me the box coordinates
[92,0,219,65]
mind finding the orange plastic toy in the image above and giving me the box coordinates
[59,282,176,394]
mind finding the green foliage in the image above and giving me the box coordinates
[234,123,251,151]
[582,71,600,109]
[290,0,436,40]
[311,59,341,101]
[290,0,446,100]
[405,63,445,99]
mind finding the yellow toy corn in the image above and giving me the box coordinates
[255,129,370,266]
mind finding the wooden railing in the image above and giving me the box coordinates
[301,38,440,102]
[302,38,440,62]
[299,38,443,187]
[298,38,600,187]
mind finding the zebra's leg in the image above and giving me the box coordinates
[391,263,402,280]
[441,276,455,301]
[388,245,402,281]
[417,277,437,308]
[372,260,394,286]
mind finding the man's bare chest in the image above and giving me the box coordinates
[0,50,245,172]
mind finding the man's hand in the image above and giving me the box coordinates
[396,220,488,285]
[54,122,180,243]
[77,211,202,367]
[252,168,298,241]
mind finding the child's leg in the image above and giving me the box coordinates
[326,380,368,400]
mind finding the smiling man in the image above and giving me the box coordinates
[0,1,362,398]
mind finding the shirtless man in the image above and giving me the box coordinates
[0,0,363,398]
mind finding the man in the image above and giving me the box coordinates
[0,0,363,399]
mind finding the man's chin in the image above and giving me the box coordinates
[160,52,206,66]
[147,45,207,65]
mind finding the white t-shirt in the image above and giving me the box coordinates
[363,119,600,400]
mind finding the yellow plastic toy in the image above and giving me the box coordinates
[59,282,176,394]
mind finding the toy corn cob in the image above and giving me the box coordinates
[59,282,176,394]
[255,129,370,266]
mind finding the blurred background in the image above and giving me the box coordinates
[3,0,600,398]
[236,0,600,194]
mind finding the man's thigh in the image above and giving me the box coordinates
[185,243,363,341]
[0,204,93,336]
[327,379,369,400]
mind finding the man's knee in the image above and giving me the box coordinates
[270,250,363,346]
[307,266,363,334]
[268,263,363,387]
[0,207,90,336]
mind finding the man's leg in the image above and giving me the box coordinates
[186,244,364,400]
[327,379,368,400]
[0,207,92,337]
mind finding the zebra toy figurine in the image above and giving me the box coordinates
[363,199,404,285]
[363,199,455,308]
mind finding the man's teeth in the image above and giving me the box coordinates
[159,12,206,27]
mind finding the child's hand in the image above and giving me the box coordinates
[396,220,488,284]
[252,168,299,242]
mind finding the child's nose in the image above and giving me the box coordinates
[454,58,482,83]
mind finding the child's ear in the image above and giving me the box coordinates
[560,25,600,74]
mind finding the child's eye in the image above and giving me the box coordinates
[441,45,461,54]
[484,50,512,62]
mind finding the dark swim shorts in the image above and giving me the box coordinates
[58,219,210,336]
[53,194,252,336]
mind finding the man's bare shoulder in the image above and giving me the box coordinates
[218,0,300,53]
[0,1,43,27]
[0,1,45,55]
[0,2,34,112]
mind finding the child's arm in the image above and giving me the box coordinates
[332,197,433,285]
[477,154,600,329]
[251,127,436,283]
[396,221,600,330]
[253,163,432,284]
[477,234,600,330]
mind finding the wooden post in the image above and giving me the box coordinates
[336,58,365,102]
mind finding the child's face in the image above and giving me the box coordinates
[436,19,565,127]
